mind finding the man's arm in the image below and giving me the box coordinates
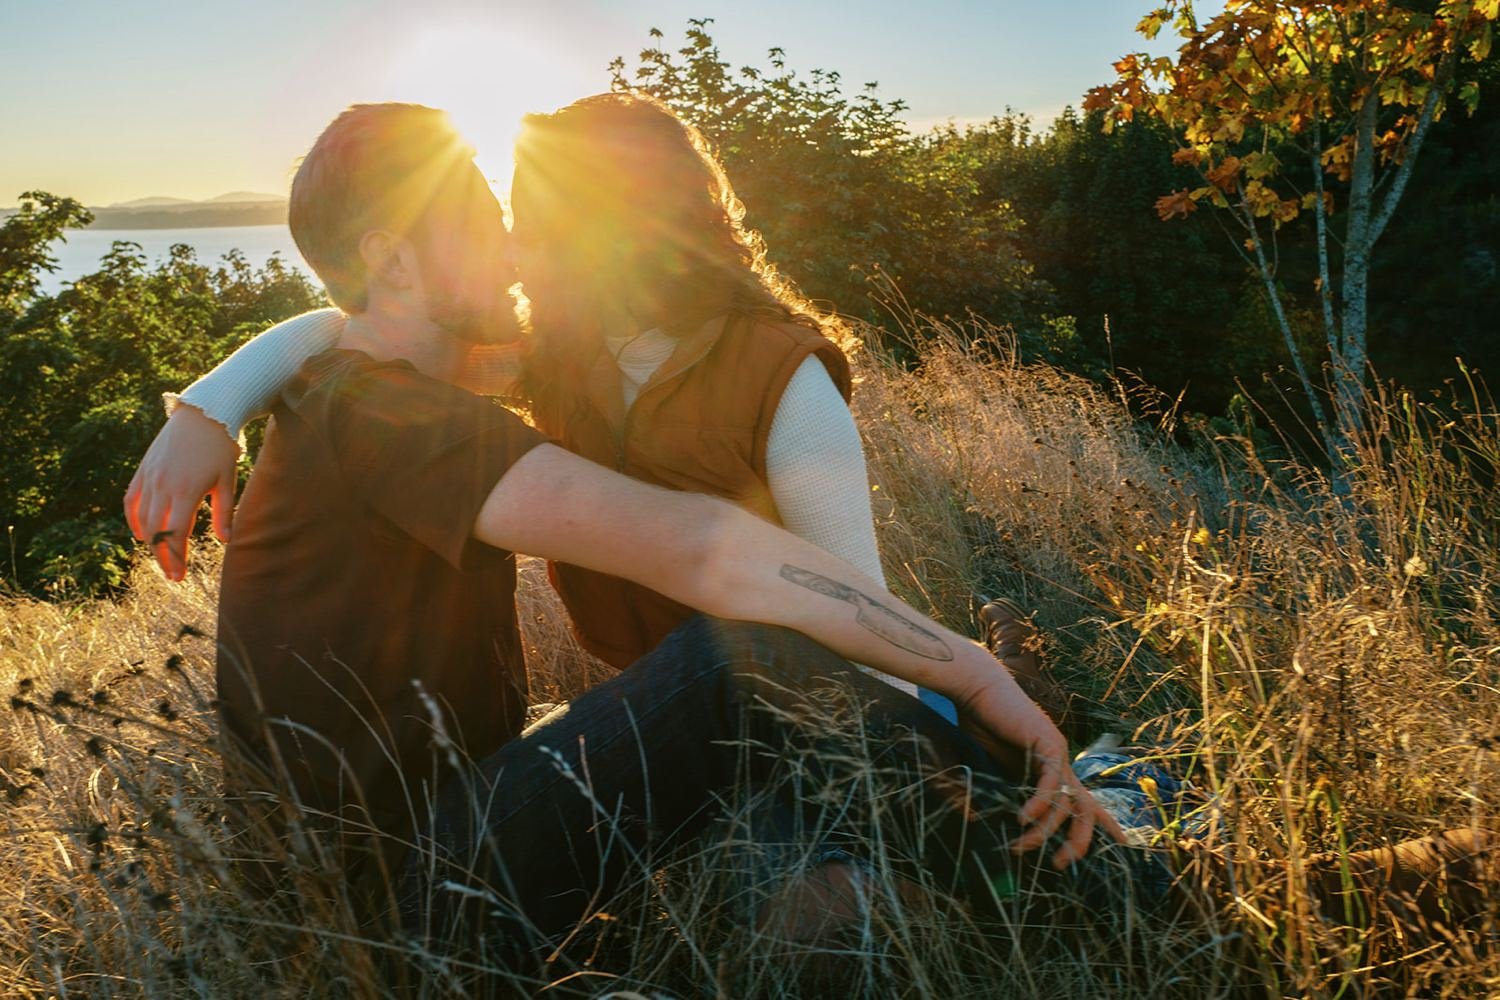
[124,308,347,578]
[475,443,1120,868]
[764,357,926,699]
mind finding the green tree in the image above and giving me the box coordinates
[0,196,323,596]
[952,109,1264,402]
[609,20,1049,336]
[0,192,92,315]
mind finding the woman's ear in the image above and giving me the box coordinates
[358,230,413,292]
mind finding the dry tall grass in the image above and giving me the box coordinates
[1,317,1496,997]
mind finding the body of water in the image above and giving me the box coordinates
[40,224,314,295]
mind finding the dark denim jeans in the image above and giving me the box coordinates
[398,615,1102,967]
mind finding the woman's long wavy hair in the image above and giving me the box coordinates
[511,92,847,415]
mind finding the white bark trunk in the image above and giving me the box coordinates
[1335,96,1380,445]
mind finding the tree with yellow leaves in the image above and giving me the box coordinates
[1088,1,1498,453]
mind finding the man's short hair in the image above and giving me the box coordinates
[289,103,475,313]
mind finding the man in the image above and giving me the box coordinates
[123,103,1114,947]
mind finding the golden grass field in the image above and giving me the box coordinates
[1,316,1496,997]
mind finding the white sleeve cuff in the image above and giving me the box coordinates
[162,392,242,451]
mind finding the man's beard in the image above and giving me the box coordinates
[426,284,523,345]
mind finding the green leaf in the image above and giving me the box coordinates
[1137,8,1169,40]
[1243,151,1281,181]
[1471,24,1493,63]
[1378,77,1413,107]
[1459,80,1482,116]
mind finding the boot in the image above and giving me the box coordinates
[977,597,1084,742]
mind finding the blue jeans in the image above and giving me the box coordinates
[399,616,1112,965]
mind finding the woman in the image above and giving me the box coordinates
[134,92,964,716]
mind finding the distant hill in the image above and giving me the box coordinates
[111,196,195,208]
[85,193,288,230]
[206,191,284,204]
[0,194,286,229]
[2,193,289,229]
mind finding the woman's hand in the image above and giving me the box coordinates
[123,404,240,580]
[953,665,1125,869]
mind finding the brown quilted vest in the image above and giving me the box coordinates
[533,310,852,669]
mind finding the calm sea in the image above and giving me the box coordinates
[40,224,314,295]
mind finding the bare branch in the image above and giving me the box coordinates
[1367,50,1457,247]
[1239,185,1334,438]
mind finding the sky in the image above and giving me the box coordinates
[1,0,1192,207]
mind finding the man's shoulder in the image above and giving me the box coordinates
[284,348,466,408]
[272,347,543,485]
[281,348,521,434]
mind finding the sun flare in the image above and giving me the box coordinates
[378,21,588,197]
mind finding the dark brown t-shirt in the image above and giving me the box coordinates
[217,348,545,847]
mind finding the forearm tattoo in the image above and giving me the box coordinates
[779,564,955,661]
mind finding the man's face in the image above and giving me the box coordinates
[412,162,521,344]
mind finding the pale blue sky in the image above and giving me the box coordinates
[1,0,1188,205]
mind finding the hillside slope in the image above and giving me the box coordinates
[1,321,1495,997]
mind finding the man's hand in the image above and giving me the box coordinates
[123,404,240,580]
[954,670,1126,869]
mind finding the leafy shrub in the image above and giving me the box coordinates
[610,20,1050,342]
[0,192,325,597]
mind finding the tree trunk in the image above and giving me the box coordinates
[1310,120,1339,364]
[1339,249,1372,441]
[1335,95,1381,449]
[1337,54,1452,451]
